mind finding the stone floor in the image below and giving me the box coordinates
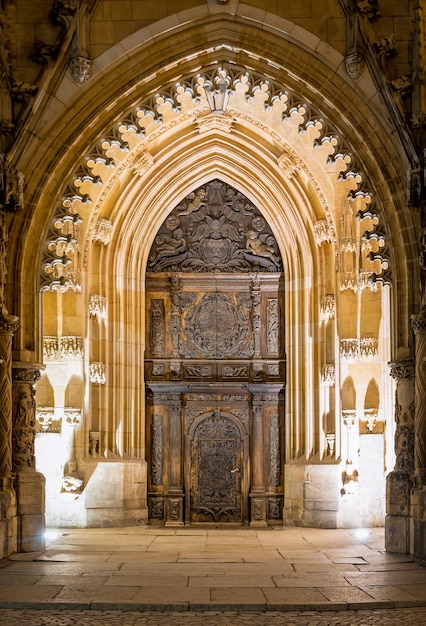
[1,525,426,624]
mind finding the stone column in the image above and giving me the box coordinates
[0,312,19,558]
[411,308,426,560]
[385,360,415,553]
[12,364,45,552]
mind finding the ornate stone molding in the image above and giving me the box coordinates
[69,56,92,84]
[36,407,55,432]
[321,364,335,387]
[320,295,335,322]
[326,432,336,456]
[43,335,83,360]
[89,431,100,456]
[359,270,379,292]
[314,220,332,246]
[41,61,388,290]
[342,409,357,428]
[345,51,365,80]
[389,359,415,380]
[64,408,82,427]
[92,219,113,245]
[151,414,163,485]
[359,336,378,359]
[89,294,106,321]
[89,362,106,384]
[364,408,378,433]
[340,338,359,360]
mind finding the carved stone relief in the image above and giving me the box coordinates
[12,383,36,469]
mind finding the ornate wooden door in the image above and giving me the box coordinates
[188,411,244,524]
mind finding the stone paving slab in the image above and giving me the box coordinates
[1,526,426,615]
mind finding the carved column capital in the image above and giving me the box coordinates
[0,312,19,334]
[12,363,43,384]
[389,359,415,380]
[411,307,426,334]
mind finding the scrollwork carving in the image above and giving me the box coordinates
[151,414,163,485]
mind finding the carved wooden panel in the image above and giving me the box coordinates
[148,180,282,274]
[190,411,243,523]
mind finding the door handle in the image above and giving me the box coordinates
[230,467,240,473]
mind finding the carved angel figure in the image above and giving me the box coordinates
[245,230,279,264]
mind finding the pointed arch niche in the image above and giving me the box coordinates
[36,63,392,528]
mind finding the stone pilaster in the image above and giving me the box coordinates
[250,396,267,525]
[385,359,415,553]
[12,364,45,552]
[166,399,184,525]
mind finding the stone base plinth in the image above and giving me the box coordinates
[84,461,148,527]
[0,484,18,559]
[385,470,412,554]
[410,486,426,563]
[14,470,45,552]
